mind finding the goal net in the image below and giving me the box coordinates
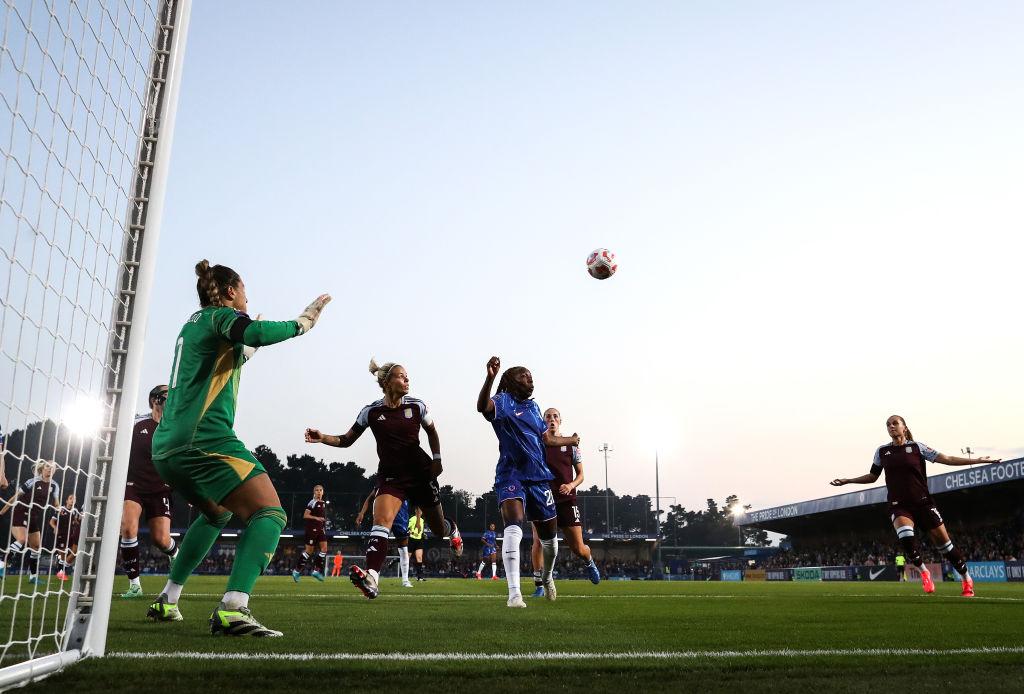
[0,0,189,686]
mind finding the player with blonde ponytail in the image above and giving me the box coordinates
[148,259,330,636]
[305,358,463,599]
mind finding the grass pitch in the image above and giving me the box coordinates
[22,576,1024,692]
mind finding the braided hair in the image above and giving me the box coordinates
[496,366,531,400]
[368,358,401,391]
[195,260,241,308]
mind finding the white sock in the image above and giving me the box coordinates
[398,546,410,581]
[491,562,497,577]
[222,590,248,609]
[477,561,485,574]
[541,537,558,581]
[162,580,183,603]
[130,576,141,588]
[502,525,523,597]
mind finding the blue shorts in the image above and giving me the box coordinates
[392,499,410,539]
[482,546,497,558]
[496,479,556,523]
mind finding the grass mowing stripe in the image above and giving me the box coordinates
[108,646,1024,661]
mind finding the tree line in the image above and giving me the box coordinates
[0,421,769,546]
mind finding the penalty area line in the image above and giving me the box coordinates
[109,646,1024,662]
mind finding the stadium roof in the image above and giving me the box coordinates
[734,457,1024,535]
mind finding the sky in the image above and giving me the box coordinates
[132,1,1024,515]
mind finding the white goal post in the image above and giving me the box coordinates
[0,0,190,687]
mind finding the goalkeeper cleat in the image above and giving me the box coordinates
[530,585,545,598]
[507,594,527,608]
[587,562,601,585]
[291,570,301,583]
[210,603,282,637]
[311,570,325,582]
[147,593,183,622]
[961,577,975,597]
[349,565,379,600]
[544,578,557,601]
[920,570,935,594]
[121,583,144,599]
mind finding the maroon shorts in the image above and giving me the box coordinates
[378,475,441,511]
[304,526,327,545]
[56,534,79,552]
[889,497,944,531]
[124,485,173,520]
[11,507,43,534]
[555,500,581,528]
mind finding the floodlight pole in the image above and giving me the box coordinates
[599,443,613,532]
[655,452,662,574]
[961,447,973,469]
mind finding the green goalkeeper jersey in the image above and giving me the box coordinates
[152,306,299,458]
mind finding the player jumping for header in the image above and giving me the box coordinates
[477,357,578,607]
[305,359,462,600]
[830,414,996,597]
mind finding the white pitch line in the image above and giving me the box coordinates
[108,646,1024,662]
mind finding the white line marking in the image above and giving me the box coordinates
[108,646,1024,662]
[141,593,746,600]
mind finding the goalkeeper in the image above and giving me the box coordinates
[148,260,330,637]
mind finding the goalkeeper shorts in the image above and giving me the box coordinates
[153,438,266,507]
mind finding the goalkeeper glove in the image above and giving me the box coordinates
[296,294,331,335]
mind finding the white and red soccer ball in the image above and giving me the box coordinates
[586,248,617,280]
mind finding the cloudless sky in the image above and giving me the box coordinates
[138,1,1024,515]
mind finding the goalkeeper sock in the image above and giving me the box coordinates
[168,510,232,587]
[226,507,286,594]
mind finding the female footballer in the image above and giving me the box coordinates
[305,359,462,600]
[147,260,330,637]
[830,414,997,597]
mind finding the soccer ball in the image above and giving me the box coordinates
[586,248,617,280]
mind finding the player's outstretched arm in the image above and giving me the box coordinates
[934,453,1000,467]
[830,472,880,486]
[543,431,580,447]
[305,427,362,448]
[477,356,499,420]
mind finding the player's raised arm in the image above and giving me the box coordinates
[215,294,331,349]
[477,356,500,420]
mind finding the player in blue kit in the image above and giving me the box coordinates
[476,523,499,580]
[355,485,413,587]
[477,356,579,607]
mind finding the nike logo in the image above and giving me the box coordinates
[869,568,886,580]
[514,411,524,417]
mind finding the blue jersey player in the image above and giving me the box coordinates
[477,356,580,607]
[476,523,499,580]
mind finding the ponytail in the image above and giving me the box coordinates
[368,358,400,391]
[195,260,241,308]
